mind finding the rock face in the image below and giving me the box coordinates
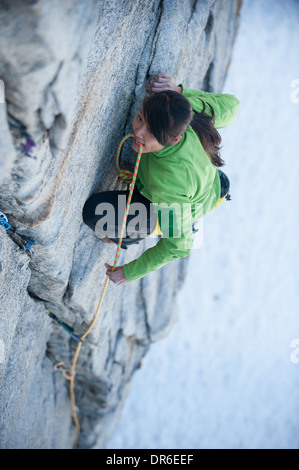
[0,0,241,449]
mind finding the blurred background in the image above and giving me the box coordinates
[106,0,299,449]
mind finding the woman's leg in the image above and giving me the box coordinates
[82,189,158,249]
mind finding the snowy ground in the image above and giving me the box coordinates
[106,0,299,449]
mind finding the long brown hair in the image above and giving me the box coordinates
[142,91,224,167]
[190,99,224,167]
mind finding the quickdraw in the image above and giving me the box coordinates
[0,212,10,231]
[46,311,83,343]
[0,211,36,255]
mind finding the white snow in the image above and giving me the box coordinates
[106,0,299,449]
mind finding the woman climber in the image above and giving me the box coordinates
[83,73,239,286]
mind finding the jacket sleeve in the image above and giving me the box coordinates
[181,85,240,129]
[123,175,194,282]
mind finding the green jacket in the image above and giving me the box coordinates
[123,86,240,281]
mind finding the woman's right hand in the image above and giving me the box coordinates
[146,73,182,94]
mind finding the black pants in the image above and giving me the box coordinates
[82,188,158,249]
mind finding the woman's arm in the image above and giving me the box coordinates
[122,179,194,282]
[181,86,240,129]
[147,73,240,129]
[105,203,193,284]
[122,232,193,282]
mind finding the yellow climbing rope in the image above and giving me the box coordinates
[64,133,143,448]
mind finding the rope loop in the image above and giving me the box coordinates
[53,361,75,380]
[115,132,135,183]
[62,370,75,381]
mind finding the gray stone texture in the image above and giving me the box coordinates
[0,0,241,448]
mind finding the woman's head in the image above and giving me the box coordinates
[132,90,192,154]
[132,90,224,167]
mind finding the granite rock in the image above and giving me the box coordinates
[0,0,241,448]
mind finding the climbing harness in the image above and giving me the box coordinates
[212,192,231,211]
[46,311,83,343]
[60,134,143,448]
[0,211,36,255]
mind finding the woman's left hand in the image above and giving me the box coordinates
[105,263,129,286]
[146,73,182,94]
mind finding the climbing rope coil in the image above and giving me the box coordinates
[115,132,136,184]
[56,133,143,448]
